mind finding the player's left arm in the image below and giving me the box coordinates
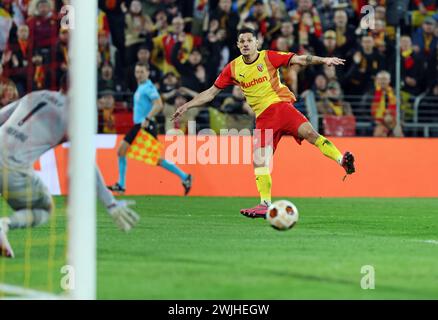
[96,166,139,232]
[289,54,346,67]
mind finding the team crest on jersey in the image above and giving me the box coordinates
[257,64,264,72]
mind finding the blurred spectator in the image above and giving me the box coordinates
[2,24,31,94]
[411,0,437,27]
[97,89,116,133]
[370,19,387,48]
[160,71,179,98]
[418,80,438,124]
[274,36,299,93]
[344,35,385,95]
[190,0,209,36]
[151,15,202,76]
[150,8,170,37]
[124,0,151,66]
[143,0,161,17]
[323,64,338,82]
[0,78,18,107]
[168,92,197,133]
[312,30,344,58]
[317,80,353,116]
[370,71,403,137]
[0,63,8,86]
[203,17,228,79]
[399,35,424,95]
[98,62,122,93]
[220,85,253,115]
[412,17,438,57]
[98,0,127,80]
[30,50,57,90]
[55,26,69,87]
[0,0,14,54]
[98,30,112,66]
[317,0,336,31]
[27,0,58,61]
[97,8,111,37]
[210,0,240,58]
[332,9,356,57]
[317,0,354,32]
[429,43,438,88]
[291,0,323,45]
[307,73,328,104]
[397,35,427,121]
[208,86,255,133]
[319,80,356,137]
[246,0,280,45]
[271,20,298,52]
[125,46,161,92]
[163,1,182,22]
[170,35,207,92]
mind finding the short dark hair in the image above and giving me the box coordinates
[237,27,257,39]
[137,45,150,52]
[135,62,150,70]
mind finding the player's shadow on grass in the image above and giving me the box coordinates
[264,268,432,297]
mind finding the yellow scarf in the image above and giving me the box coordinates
[372,85,396,119]
[328,101,343,116]
[401,48,413,58]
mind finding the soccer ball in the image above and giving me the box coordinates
[266,200,299,231]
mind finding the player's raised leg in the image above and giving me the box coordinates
[158,158,192,196]
[297,122,355,174]
[240,146,273,219]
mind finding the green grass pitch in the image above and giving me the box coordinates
[1,196,438,299]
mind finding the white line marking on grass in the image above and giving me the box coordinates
[422,240,438,245]
[413,239,438,245]
[0,283,64,300]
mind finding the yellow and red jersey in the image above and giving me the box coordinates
[214,50,296,117]
[151,33,202,76]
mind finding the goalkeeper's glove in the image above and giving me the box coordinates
[107,201,140,232]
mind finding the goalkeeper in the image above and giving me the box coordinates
[0,82,139,258]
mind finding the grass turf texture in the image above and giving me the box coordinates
[1,196,437,299]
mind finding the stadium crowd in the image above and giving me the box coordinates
[0,0,437,136]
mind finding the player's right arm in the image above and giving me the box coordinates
[171,61,235,121]
[171,85,222,121]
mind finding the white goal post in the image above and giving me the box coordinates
[67,0,98,300]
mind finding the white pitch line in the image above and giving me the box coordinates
[0,283,65,300]
[421,240,438,245]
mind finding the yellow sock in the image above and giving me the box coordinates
[255,167,272,205]
[315,135,343,164]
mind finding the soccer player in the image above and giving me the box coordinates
[108,63,192,195]
[172,28,355,218]
[0,83,140,258]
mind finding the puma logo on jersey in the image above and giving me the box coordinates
[241,76,268,89]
